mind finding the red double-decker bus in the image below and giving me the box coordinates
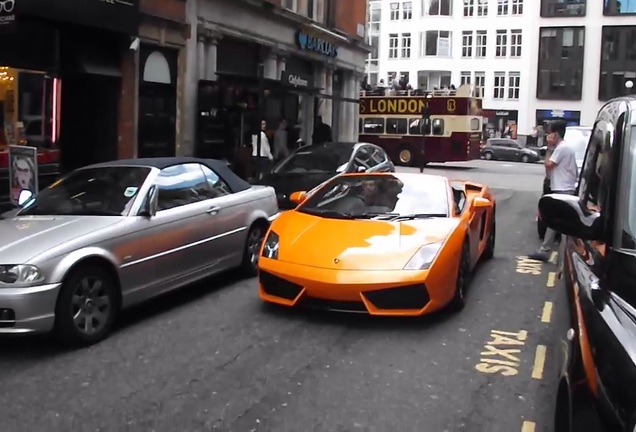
[358,84,483,166]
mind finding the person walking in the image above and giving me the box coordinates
[528,120,578,262]
[273,118,289,162]
[251,119,274,180]
[312,116,332,145]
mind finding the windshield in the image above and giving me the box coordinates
[297,174,450,219]
[273,145,353,175]
[567,128,591,160]
[18,166,151,216]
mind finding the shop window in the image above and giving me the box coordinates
[363,118,384,134]
[386,118,408,135]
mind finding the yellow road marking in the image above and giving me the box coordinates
[541,302,553,323]
[532,345,547,379]
[547,272,556,288]
[549,251,558,264]
[521,421,536,432]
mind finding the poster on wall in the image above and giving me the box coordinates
[8,145,38,206]
[482,109,519,140]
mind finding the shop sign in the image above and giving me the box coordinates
[536,109,581,120]
[8,144,38,206]
[296,31,338,57]
[281,71,309,88]
[0,0,16,27]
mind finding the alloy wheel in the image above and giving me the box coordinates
[71,276,112,336]
[248,228,264,266]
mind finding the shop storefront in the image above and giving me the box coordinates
[0,0,139,208]
[482,109,519,140]
[535,109,581,128]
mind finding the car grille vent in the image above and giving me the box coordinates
[259,271,303,300]
[363,284,430,310]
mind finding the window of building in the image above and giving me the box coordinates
[474,71,485,97]
[460,71,472,85]
[493,72,506,99]
[495,30,507,58]
[511,0,523,14]
[508,72,520,99]
[401,33,412,58]
[422,30,452,57]
[541,0,586,17]
[388,71,397,83]
[423,0,452,16]
[403,1,413,19]
[390,2,400,20]
[510,29,522,57]
[604,0,636,16]
[464,0,474,16]
[537,27,585,100]
[476,30,487,57]
[369,35,380,59]
[462,31,473,58]
[497,0,509,15]
[389,34,399,58]
[599,26,636,101]
[477,0,488,16]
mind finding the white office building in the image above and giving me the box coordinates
[365,0,636,139]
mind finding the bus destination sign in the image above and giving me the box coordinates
[359,97,474,116]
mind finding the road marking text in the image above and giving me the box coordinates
[515,256,543,275]
[475,329,528,376]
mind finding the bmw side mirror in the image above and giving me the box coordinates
[17,189,33,207]
[141,185,159,217]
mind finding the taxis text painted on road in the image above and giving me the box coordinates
[475,329,528,376]
[515,256,543,275]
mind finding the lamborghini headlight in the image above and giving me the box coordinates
[262,231,279,260]
[404,242,443,270]
[0,264,45,287]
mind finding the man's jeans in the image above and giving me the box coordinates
[539,189,575,272]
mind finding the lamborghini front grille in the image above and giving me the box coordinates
[363,284,430,310]
[259,271,303,300]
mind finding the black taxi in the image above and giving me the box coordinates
[540,97,636,431]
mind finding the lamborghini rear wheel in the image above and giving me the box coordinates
[450,240,470,311]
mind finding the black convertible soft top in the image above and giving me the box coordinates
[86,157,252,194]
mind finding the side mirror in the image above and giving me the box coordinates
[357,165,367,173]
[538,194,603,240]
[473,197,491,209]
[141,185,159,217]
[289,191,307,204]
[17,189,33,207]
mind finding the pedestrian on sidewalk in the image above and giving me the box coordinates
[273,118,289,162]
[251,120,274,180]
[528,120,578,262]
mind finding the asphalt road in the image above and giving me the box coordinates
[0,160,586,432]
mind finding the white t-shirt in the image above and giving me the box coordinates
[251,132,273,160]
[549,140,578,191]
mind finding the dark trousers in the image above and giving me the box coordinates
[251,156,272,179]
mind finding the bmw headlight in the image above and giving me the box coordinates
[404,242,443,270]
[262,231,279,260]
[0,264,45,286]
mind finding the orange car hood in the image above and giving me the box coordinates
[274,212,460,270]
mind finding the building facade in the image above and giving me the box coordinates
[527,0,636,133]
[367,0,533,138]
[183,0,370,173]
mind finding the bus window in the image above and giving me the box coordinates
[432,119,444,136]
[470,118,481,131]
[359,118,363,133]
[363,118,385,134]
[386,118,408,135]
[409,118,422,135]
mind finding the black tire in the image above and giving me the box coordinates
[241,223,267,277]
[397,145,414,167]
[538,218,547,239]
[54,264,118,346]
[482,210,495,260]
[484,151,494,160]
[521,154,530,163]
[450,240,470,311]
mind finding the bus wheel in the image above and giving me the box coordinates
[398,146,413,166]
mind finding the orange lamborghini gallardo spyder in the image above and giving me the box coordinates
[257,173,496,315]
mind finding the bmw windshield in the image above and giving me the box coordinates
[297,174,450,219]
[18,166,150,216]
[273,145,353,175]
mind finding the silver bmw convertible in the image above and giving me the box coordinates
[0,157,279,345]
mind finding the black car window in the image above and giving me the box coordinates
[155,163,211,211]
[578,121,611,212]
[273,144,354,175]
[18,166,150,216]
[200,164,232,198]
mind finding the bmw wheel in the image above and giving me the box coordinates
[241,223,266,277]
[54,265,118,346]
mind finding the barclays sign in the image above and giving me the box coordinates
[296,31,338,57]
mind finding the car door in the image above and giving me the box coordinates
[566,113,636,427]
[123,163,218,302]
[198,163,247,269]
[489,140,505,158]
[509,141,522,160]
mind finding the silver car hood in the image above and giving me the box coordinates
[0,215,124,264]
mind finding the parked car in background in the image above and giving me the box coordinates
[536,125,592,238]
[258,142,395,210]
[539,97,636,432]
[481,138,539,163]
[0,157,278,346]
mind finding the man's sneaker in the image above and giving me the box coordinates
[528,251,550,262]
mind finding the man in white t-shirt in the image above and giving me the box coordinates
[529,120,578,262]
